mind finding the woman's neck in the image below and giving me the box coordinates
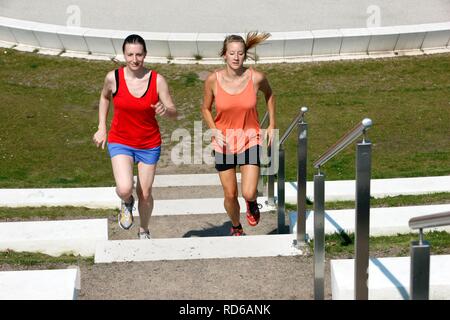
[225,65,247,79]
[125,66,147,79]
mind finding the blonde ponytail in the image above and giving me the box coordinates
[220,31,271,60]
[244,31,271,60]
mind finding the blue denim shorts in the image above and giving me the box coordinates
[107,143,161,165]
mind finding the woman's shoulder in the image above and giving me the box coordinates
[205,70,221,83]
[249,67,266,81]
[104,69,118,85]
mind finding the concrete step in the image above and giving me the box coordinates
[282,175,450,202]
[152,173,240,187]
[0,219,108,257]
[0,268,79,300]
[134,196,275,216]
[289,204,450,238]
[1,175,447,208]
[94,234,301,263]
[0,187,118,208]
[331,254,450,300]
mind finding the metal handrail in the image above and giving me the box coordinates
[313,118,372,169]
[280,107,308,146]
[312,117,373,300]
[257,111,270,197]
[408,210,450,300]
[409,211,450,230]
[260,111,269,128]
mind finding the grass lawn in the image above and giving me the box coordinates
[285,192,450,211]
[0,49,449,187]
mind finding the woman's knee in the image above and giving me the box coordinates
[242,189,257,202]
[223,190,238,202]
[137,187,153,202]
[116,185,133,200]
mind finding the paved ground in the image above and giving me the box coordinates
[2,0,449,32]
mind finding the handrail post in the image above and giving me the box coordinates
[267,169,275,206]
[314,170,325,300]
[354,140,372,300]
[410,229,430,300]
[296,111,308,247]
[258,111,269,197]
[277,147,286,233]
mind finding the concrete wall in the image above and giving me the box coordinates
[0,16,449,62]
[1,0,450,33]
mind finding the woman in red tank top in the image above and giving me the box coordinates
[201,32,276,236]
[93,34,178,239]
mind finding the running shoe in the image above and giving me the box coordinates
[138,230,151,240]
[230,224,245,236]
[118,195,134,230]
[246,200,262,226]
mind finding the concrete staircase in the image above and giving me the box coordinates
[0,173,449,299]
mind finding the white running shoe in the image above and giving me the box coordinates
[118,196,134,230]
[138,230,151,240]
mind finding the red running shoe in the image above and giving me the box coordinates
[230,224,245,236]
[246,200,261,226]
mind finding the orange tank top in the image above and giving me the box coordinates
[213,69,261,154]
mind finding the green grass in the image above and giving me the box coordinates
[313,230,450,258]
[0,249,94,266]
[285,192,450,211]
[0,206,115,220]
[0,49,449,187]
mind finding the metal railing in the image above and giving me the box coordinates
[409,210,450,300]
[313,118,373,168]
[312,118,373,300]
[276,107,309,237]
[258,111,270,198]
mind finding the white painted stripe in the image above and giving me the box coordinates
[289,204,450,237]
[331,255,450,300]
[0,176,448,208]
[94,234,301,263]
[0,219,108,257]
[0,269,79,300]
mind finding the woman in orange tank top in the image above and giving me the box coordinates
[201,32,276,236]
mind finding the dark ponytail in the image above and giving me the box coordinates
[122,34,147,53]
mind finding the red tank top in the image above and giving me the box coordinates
[108,67,161,149]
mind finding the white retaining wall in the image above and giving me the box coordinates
[0,16,449,62]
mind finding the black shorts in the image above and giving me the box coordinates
[214,145,261,172]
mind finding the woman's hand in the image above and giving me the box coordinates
[93,128,107,149]
[152,101,168,116]
[265,125,275,147]
[211,128,226,148]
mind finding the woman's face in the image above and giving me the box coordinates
[224,41,245,70]
[124,43,146,71]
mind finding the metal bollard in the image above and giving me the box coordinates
[296,119,308,247]
[277,147,286,233]
[410,229,430,300]
[354,140,372,300]
[314,171,325,300]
